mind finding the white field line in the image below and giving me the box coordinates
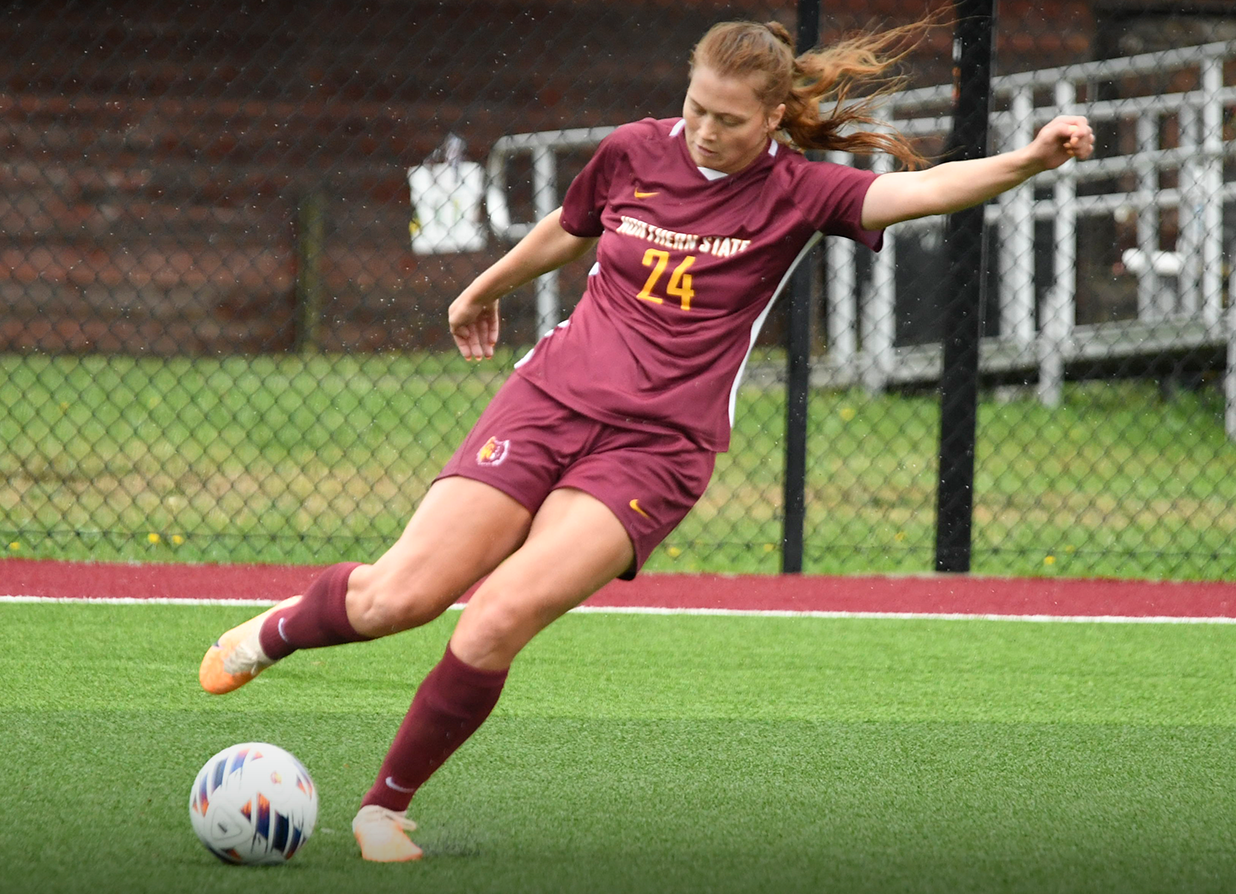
[3,594,1236,624]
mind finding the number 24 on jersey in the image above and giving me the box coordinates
[636,249,696,311]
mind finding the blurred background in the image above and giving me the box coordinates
[1,0,1234,580]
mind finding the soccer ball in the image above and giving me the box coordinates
[189,742,318,865]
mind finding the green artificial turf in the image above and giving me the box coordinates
[2,602,1235,893]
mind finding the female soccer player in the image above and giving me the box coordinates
[200,20,1093,862]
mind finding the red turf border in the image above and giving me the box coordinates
[2,557,1234,617]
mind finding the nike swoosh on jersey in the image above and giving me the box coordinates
[629,499,650,518]
[634,190,659,198]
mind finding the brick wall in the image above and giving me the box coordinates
[0,0,1197,355]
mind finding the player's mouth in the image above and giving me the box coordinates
[694,142,720,162]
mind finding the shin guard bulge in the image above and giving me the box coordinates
[362,645,508,812]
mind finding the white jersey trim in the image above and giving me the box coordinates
[513,319,571,369]
[726,232,822,427]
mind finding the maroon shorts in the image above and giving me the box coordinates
[437,375,716,579]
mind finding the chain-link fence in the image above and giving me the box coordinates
[2,0,1234,580]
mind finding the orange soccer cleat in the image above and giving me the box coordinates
[198,596,301,695]
[352,805,424,862]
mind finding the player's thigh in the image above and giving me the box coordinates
[347,476,534,636]
[449,487,634,669]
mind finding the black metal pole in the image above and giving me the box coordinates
[295,189,325,353]
[782,0,821,574]
[934,0,997,573]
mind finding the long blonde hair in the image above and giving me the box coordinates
[689,19,934,169]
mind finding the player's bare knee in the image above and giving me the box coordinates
[455,593,547,666]
[476,602,527,646]
[346,563,444,636]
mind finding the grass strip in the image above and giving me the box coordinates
[1,603,1234,893]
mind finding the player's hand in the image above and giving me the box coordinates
[1029,115,1094,171]
[449,293,499,361]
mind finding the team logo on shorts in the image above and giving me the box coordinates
[476,436,511,467]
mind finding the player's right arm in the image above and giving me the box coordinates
[449,208,598,361]
[860,116,1094,230]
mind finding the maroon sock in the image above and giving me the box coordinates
[258,562,370,661]
[361,644,508,812]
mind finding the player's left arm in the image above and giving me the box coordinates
[860,115,1094,231]
[449,208,598,361]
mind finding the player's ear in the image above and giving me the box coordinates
[767,102,786,134]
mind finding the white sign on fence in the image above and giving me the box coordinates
[408,134,486,255]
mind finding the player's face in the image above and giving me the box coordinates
[683,65,785,175]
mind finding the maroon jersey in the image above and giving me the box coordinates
[514,117,882,452]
